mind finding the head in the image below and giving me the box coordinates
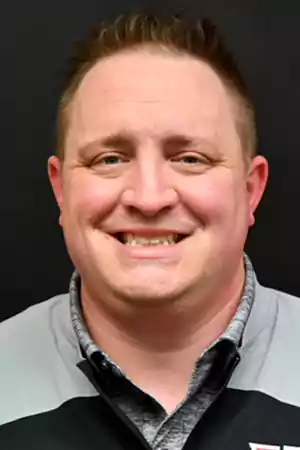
[49,12,268,312]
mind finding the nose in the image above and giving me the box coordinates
[121,159,178,217]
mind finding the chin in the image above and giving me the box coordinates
[108,274,191,307]
[115,287,183,307]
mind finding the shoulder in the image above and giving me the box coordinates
[0,294,74,385]
[256,281,300,319]
[231,280,300,407]
[250,280,300,347]
[0,294,71,354]
[246,280,300,346]
[0,295,96,426]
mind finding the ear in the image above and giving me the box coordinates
[48,156,64,226]
[246,155,269,227]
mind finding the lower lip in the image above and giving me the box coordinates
[114,238,187,260]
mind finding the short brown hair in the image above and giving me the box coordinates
[56,12,256,161]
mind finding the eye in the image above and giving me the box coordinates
[170,153,209,165]
[92,153,129,166]
[179,155,204,164]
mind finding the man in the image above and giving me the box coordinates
[0,10,299,450]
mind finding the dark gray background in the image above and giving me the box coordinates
[0,0,299,321]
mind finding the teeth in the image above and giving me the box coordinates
[123,234,178,246]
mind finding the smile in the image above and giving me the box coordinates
[113,232,188,246]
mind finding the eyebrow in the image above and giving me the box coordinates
[78,133,136,157]
[77,131,219,157]
[162,135,196,150]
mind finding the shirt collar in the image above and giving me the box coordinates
[220,254,256,347]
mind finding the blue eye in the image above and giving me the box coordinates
[171,154,207,165]
[180,155,203,164]
[100,155,124,165]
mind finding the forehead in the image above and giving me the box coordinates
[66,49,240,153]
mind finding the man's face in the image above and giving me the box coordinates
[49,49,268,307]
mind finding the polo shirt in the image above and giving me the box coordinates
[1,256,300,449]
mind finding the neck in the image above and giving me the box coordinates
[81,260,245,412]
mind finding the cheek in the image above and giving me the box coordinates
[179,172,248,225]
[63,173,121,225]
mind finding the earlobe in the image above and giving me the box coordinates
[247,155,269,227]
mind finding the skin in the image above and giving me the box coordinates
[48,48,268,412]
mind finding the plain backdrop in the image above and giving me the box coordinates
[0,0,299,321]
